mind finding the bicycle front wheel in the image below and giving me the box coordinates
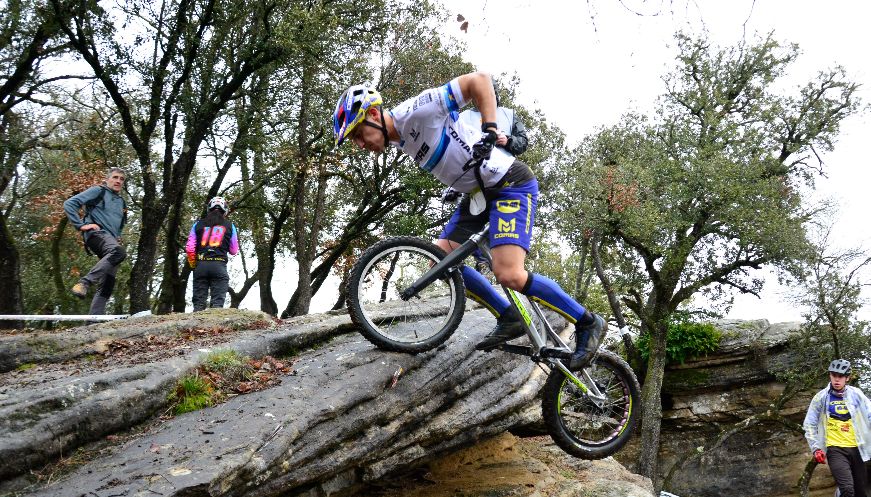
[541,350,640,459]
[347,237,466,353]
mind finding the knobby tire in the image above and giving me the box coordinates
[541,349,640,459]
[347,237,466,353]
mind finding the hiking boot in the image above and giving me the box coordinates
[569,313,607,369]
[71,281,89,299]
[475,308,526,350]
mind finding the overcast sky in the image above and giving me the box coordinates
[420,0,871,323]
[237,1,871,323]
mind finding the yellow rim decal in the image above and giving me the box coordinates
[465,290,499,317]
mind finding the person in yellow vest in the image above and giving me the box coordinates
[803,359,871,497]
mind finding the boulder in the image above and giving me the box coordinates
[616,319,845,497]
[5,303,644,497]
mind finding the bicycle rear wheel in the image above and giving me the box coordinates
[347,237,466,353]
[541,350,640,459]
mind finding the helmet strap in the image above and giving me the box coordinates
[378,108,389,149]
[359,113,390,149]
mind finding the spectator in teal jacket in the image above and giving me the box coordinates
[63,168,128,316]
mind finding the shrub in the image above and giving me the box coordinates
[637,315,722,365]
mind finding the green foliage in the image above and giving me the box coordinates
[169,350,253,415]
[776,231,871,391]
[202,349,244,370]
[202,348,253,383]
[169,373,215,415]
[637,315,722,365]
[553,31,859,326]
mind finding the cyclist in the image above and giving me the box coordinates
[803,359,871,497]
[333,72,606,368]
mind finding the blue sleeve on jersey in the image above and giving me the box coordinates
[445,78,466,111]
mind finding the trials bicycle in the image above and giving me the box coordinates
[347,219,641,459]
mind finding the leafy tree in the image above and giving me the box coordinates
[552,32,861,482]
[793,224,871,363]
[279,1,473,317]
[47,0,292,312]
[0,0,90,321]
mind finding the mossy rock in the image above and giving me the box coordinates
[663,368,713,392]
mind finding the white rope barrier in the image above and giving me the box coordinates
[0,311,152,322]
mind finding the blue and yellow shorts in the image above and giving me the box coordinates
[439,178,538,251]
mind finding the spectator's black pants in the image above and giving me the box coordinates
[192,260,229,311]
[83,231,126,315]
[828,446,868,497]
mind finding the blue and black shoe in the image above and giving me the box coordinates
[475,308,525,351]
[569,313,607,369]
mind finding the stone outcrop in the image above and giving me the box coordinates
[364,432,654,497]
[616,319,850,497]
[1,304,649,496]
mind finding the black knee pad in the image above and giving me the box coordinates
[108,246,127,265]
[99,274,116,298]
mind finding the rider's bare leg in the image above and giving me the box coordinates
[490,244,528,290]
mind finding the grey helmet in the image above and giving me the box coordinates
[828,359,852,375]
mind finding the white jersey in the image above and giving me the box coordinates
[458,107,515,136]
[388,78,514,193]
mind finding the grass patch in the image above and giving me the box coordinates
[170,373,216,415]
[203,349,244,369]
[167,350,296,416]
[16,362,36,371]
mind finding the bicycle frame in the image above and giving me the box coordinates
[400,223,607,403]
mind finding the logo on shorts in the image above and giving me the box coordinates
[495,218,519,239]
[496,200,521,214]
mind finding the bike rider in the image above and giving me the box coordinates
[333,72,606,368]
[803,359,871,497]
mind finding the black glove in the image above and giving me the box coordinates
[472,130,498,161]
[441,187,461,203]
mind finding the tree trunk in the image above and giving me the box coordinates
[282,63,327,319]
[49,217,76,315]
[331,268,349,311]
[129,198,167,313]
[158,193,189,314]
[590,235,642,369]
[256,232,278,316]
[637,319,668,484]
[229,273,258,308]
[0,213,23,327]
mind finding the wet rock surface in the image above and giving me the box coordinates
[0,308,348,486]
[0,304,654,497]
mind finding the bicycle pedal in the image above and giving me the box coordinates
[540,347,571,360]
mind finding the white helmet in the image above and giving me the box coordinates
[208,196,228,214]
